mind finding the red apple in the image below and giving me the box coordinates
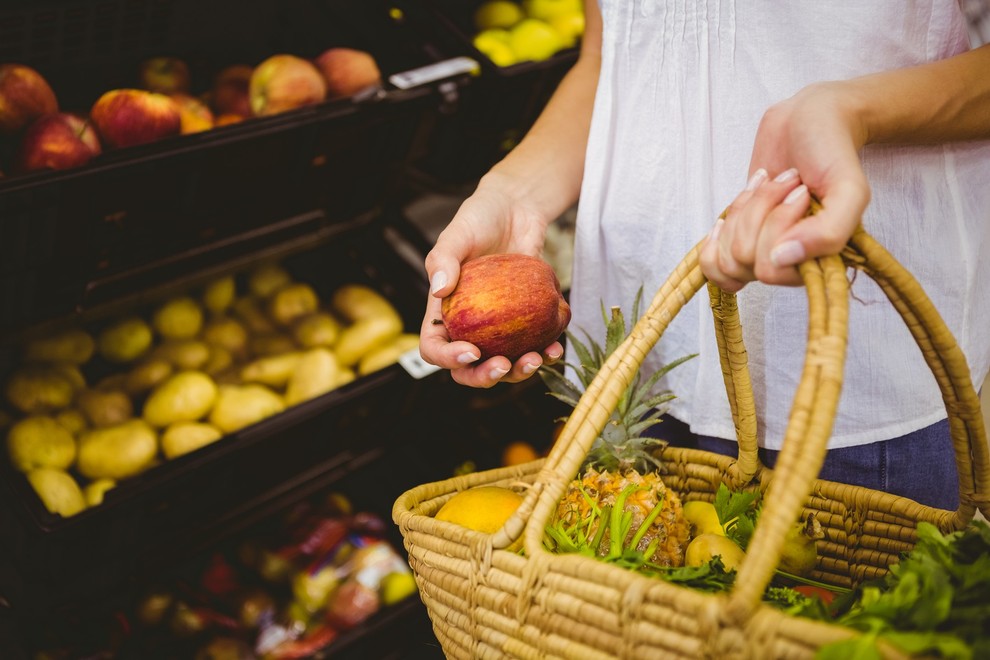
[14,112,101,173]
[313,48,382,98]
[210,65,253,117]
[441,254,571,361]
[90,89,181,148]
[138,57,191,95]
[169,93,214,134]
[0,64,58,134]
[249,55,326,117]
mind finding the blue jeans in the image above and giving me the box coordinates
[657,416,959,510]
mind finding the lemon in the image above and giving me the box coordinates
[522,0,581,21]
[474,0,525,30]
[474,29,518,67]
[435,485,525,551]
[549,12,584,47]
[508,19,563,62]
[380,571,418,606]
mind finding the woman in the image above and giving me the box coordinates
[419,1,990,509]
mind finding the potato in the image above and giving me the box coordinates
[248,263,291,298]
[357,333,420,376]
[249,333,298,357]
[334,314,403,367]
[202,275,236,315]
[83,478,116,507]
[161,421,224,459]
[124,359,174,396]
[232,296,276,335]
[5,364,76,414]
[77,419,158,480]
[152,296,204,340]
[268,283,319,327]
[95,373,128,392]
[202,345,234,376]
[25,328,95,364]
[143,371,218,428]
[240,352,302,388]
[331,284,398,322]
[201,316,249,357]
[149,340,211,370]
[98,317,153,363]
[285,349,340,406]
[27,468,86,517]
[7,415,76,471]
[55,408,88,435]
[77,388,133,428]
[51,362,86,391]
[292,312,341,348]
[209,384,285,433]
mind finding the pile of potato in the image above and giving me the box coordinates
[1,262,418,518]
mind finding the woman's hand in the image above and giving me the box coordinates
[419,175,563,388]
[701,82,871,292]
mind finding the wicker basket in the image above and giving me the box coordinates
[393,225,990,659]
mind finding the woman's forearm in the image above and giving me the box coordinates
[479,0,602,223]
[842,43,990,146]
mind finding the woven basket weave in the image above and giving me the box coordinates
[393,225,990,659]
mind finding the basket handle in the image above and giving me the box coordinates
[489,219,990,621]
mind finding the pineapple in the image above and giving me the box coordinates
[540,289,694,568]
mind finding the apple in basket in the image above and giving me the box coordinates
[440,253,571,361]
[138,56,191,95]
[249,55,326,117]
[89,89,182,148]
[313,47,382,98]
[0,63,58,134]
[14,112,102,173]
[209,64,253,118]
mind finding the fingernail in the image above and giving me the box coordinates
[783,184,808,205]
[430,271,448,295]
[489,367,509,380]
[745,168,768,191]
[457,352,479,364]
[709,218,724,243]
[522,363,538,375]
[774,167,798,183]
[770,240,806,267]
[546,349,562,361]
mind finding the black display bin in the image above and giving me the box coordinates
[393,0,580,184]
[0,0,475,336]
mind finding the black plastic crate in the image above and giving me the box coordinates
[393,0,579,183]
[0,220,442,620]
[0,0,467,334]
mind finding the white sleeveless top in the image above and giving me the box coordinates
[570,0,990,449]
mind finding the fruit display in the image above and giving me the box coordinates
[470,0,585,67]
[0,45,383,177]
[2,261,419,519]
[29,492,421,659]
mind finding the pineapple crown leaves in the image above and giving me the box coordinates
[538,286,697,472]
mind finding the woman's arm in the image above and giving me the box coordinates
[419,0,603,388]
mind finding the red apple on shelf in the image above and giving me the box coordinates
[210,64,253,117]
[170,93,214,134]
[441,254,571,361]
[14,112,101,173]
[0,63,58,134]
[90,89,182,148]
[313,48,382,98]
[138,56,191,95]
[249,55,326,117]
